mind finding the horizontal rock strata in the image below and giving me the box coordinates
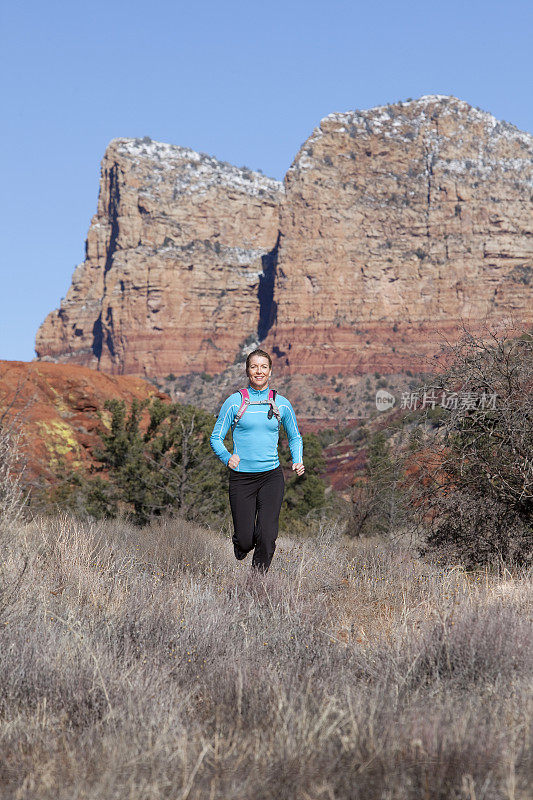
[36,96,533,380]
[263,95,533,374]
[36,139,283,375]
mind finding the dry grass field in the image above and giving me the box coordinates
[0,515,531,799]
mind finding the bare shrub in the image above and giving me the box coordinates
[410,324,533,567]
[0,419,30,621]
[0,421,27,533]
[349,428,413,539]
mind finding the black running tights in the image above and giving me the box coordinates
[228,465,285,572]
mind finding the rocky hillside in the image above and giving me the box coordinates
[0,359,377,500]
[36,95,533,382]
[0,360,165,485]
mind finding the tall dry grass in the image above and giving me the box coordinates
[0,513,531,799]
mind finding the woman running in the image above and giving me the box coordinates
[210,349,305,573]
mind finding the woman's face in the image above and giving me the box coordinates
[247,355,271,390]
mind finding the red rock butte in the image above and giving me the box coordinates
[36,95,533,378]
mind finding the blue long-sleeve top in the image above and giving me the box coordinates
[210,383,303,472]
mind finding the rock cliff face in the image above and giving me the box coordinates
[36,139,283,375]
[263,95,533,374]
[36,96,533,379]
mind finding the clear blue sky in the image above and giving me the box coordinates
[1,0,531,361]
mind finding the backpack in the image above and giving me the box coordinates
[230,387,281,433]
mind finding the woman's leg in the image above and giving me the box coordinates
[229,473,259,558]
[251,466,285,573]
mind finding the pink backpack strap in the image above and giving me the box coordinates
[231,387,250,432]
[267,388,281,426]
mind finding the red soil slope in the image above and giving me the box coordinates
[0,360,167,486]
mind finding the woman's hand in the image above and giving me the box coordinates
[228,454,241,470]
[292,462,305,477]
